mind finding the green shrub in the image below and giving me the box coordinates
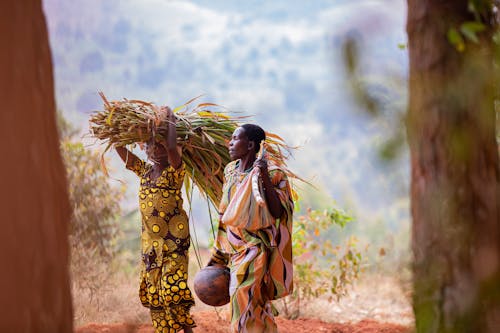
[281,206,364,318]
[58,114,123,293]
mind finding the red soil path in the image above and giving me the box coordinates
[76,311,411,333]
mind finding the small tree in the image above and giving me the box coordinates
[58,115,123,294]
[281,206,364,319]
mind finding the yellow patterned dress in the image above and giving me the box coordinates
[128,159,195,333]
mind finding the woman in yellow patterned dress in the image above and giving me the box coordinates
[207,124,294,333]
[115,106,195,333]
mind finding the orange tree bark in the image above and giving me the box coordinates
[0,1,73,332]
[407,0,500,332]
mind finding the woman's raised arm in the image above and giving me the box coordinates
[160,106,182,169]
[115,146,141,170]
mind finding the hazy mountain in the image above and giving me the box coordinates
[43,0,409,247]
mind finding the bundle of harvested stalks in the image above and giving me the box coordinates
[89,92,301,205]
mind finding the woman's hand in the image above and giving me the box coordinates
[254,156,283,218]
[253,156,268,174]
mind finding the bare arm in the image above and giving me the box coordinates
[255,159,283,219]
[161,106,182,169]
[115,146,141,170]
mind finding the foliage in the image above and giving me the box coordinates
[446,1,499,52]
[61,141,122,257]
[448,21,486,52]
[58,114,123,291]
[281,206,364,319]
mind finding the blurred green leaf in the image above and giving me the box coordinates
[448,28,466,52]
[460,21,486,43]
[492,31,500,45]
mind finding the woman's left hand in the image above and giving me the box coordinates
[254,157,268,174]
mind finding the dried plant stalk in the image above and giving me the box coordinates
[89,92,302,205]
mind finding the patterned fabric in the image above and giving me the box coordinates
[211,160,294,333]
[128,159,195,332]
[150,306,194,333]
[230,245,277,333]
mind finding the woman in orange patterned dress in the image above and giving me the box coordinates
[115,106,195,333]
[208,124,294,333]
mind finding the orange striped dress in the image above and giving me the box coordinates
[210,160,294,333]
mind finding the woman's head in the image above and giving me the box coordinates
[145,137,168,164]
[228,124,266,160]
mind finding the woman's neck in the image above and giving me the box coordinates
[152,160,169,171]
[238,155,256,172]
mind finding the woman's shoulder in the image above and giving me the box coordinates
[164,162,186,176]
[224,160,238,174]
[131,158,150,177]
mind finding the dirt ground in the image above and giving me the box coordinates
[72,249,414,333]
[72,269,414,333]
[76,310,411,333]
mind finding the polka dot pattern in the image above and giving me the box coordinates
[130,161,194,332]
[168,214,189,239]
[150,307,195,333]
[135,163,190,271]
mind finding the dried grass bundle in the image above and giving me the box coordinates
[89,92,301,205]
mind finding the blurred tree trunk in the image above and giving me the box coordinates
[0,1,73,332]
[407,0,500,332]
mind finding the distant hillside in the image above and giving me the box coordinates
[43,0,410,248]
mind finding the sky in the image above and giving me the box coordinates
[42,0,409,248]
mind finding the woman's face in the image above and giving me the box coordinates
[228,127,251,161]
[146,139,168,163]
